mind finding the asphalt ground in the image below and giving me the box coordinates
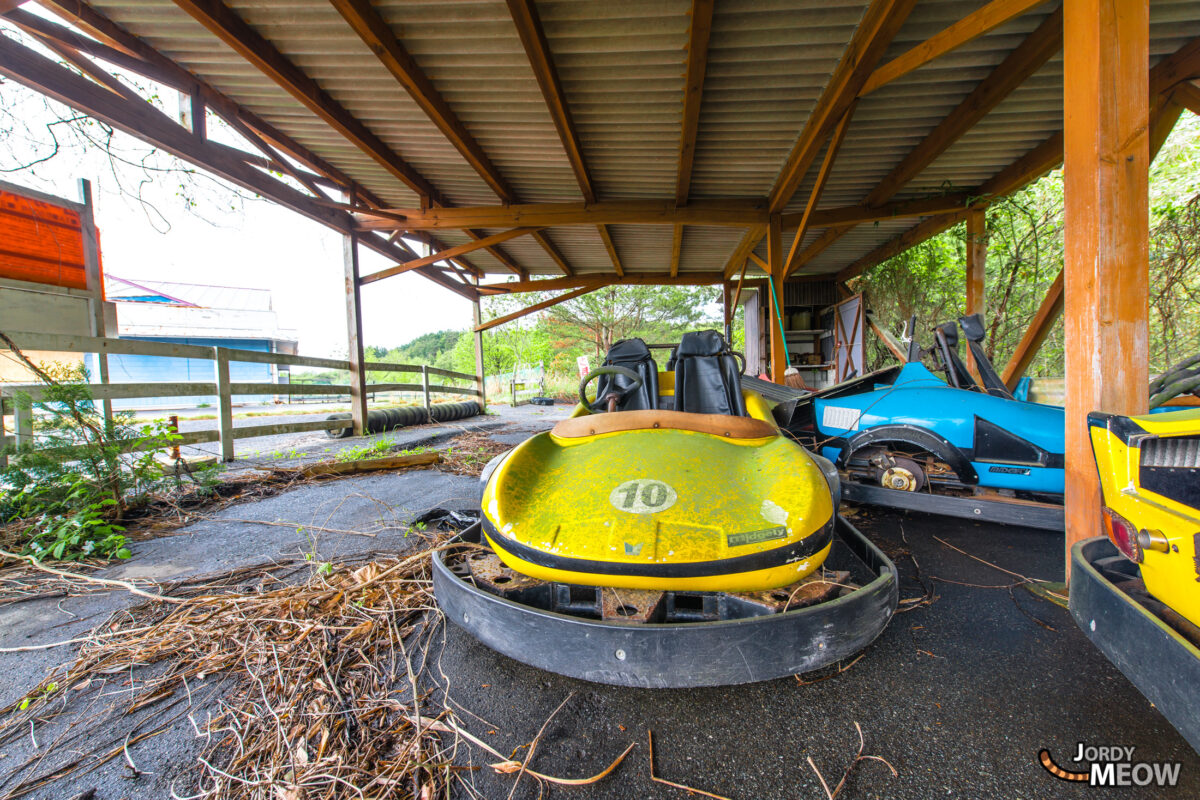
[1,406,1197,798]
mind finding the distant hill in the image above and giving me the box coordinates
[365,329,464,371]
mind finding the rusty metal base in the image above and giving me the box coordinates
[432,516,898,688]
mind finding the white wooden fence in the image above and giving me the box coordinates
[0,331,482,463]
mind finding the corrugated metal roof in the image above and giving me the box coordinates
[71,0,1200,282]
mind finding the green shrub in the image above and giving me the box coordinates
[1,361,212,561]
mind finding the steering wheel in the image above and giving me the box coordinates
[580,365,644,412]
[731,350,747,375]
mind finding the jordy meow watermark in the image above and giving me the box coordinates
[1039,743,1183,787]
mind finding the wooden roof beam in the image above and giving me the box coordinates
[506,0,623,276]
[793,7,1063,271]
[478,271,727,295]
[669,225,683,277]
[767,0,916,215]
[867,7,1061,207]
[354,200,768,231]
[722,225,766,279]
[171,0,438,200]
[1174,82,1200,117]
[31,0,366,202]
[330,0,510,200]
[860,0,1049,96]
[668,0,714,284]
[474,287,597,332]
[795,192,972,229]
[360,228,543,285]
[783,104,855,277]
[674,0,714,207]
[837,34,1199,283]
[330,0,574,276]
[0,33,477,301]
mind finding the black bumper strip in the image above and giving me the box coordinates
[482,515,835,579]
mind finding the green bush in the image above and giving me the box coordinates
[1,361,211,562]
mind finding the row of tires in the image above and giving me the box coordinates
[325,402,483,439]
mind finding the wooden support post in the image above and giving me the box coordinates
[77,179,113,433]
[344,229,369,436]
[964,207,988,381]
[472,294,486,411]
[1063,0,1149,578]
[213,346,234,462]
[421,364,432,422]
[767,214,787,383]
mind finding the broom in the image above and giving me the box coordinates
[784,366,808,391]
[768,277,810,390]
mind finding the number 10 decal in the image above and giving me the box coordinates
[609,479,677,514]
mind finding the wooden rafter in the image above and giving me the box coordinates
[1175,82,1200,117]
[530,231,573,276]
[598,226,625,277]
[360,228,544,285]
[792,7,1063,272]
[170,0,535,279]
[722,225,767,278]
[329,0,509,199]
[669,225,683,278]
[717,0,913,281]
[506,0,623,276]
[474,287,597,332]
[870,8,1060,207]
[477,272,727,295]
[675,0,714,206]
[668,0,714,286]
[860,0,1048,96]
[793,192,971,229]
[767,0,916,215]
[838,35,1200,284]
[330,0,573,276]
[30,0,367,202]
[171,0,437,199]
[355,200,767,231]
[783,103,855,277]
[0,25,477,301]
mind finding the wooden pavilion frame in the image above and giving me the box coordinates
[1,0,1199,569]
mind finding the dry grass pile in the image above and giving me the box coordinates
[0,537,466,799]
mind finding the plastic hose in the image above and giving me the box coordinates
[324,401,482,439]
[767,277,792,369]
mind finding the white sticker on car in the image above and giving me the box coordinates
[609,479,677,514]
[821,405,861,432]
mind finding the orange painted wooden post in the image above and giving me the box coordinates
[766,214,787,383]
[964,207,987,382]
[1063,0,1150,579]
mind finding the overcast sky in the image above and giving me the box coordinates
[1,27,473,358]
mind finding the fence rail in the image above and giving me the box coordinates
[0,331,482,463]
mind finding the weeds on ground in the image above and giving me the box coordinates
[332,442,434,463]
[0,357,217,562]
[332,439,395,462]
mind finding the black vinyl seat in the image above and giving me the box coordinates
[673,330,747,417]
[957,313,1015,399]
[596,338,659,411]
[933,321,978,391]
